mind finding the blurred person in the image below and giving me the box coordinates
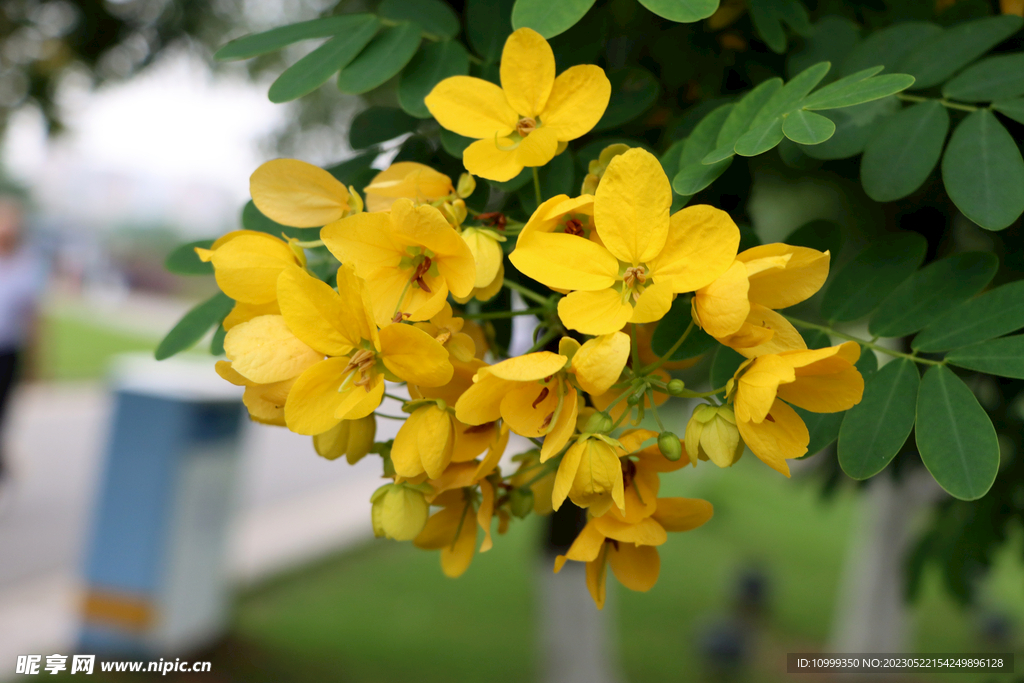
[0,196,45,492]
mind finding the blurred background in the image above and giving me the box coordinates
[2,1,1024,682]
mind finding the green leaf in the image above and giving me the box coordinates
[466,0,516,63]
[349,106,419,149]
[802,72,916,111]
[326,151,378,184]
[869,253,998,338]
[517,150,576,213]
[839,21,941,76]
[942,109,1024,231]
[660,140,687,180]
[946,335,1024,378]
[787,16,860,79]
[916,365,999,501]
[752,62,831,127]
[820,232,927,323]
[782,109,836,145]
[440,129,474,159]
[710,346,746,391]
[155,293,235,361]
[638,0,720,23]
[674,104,734,195]
[897,15,1024,90]
[748,0,812,53]
[398,41,470,118]
[337,23,422,95]
[487,168,532,193]
[165,239,214,275]
[510,0,597,39]
[734,117,784,157]
[214,14,376,61]
[784,219,843,256]
[651,299,718,361]
[799,97,898,161]
[242,201,319,241]
[993,98,1024,125]
[267,17,381,103]
[913,281,1024,352]
[703,78,783,164]
[210,324,227,356]
[838,359,920,479]
[593,69,660,131]
[379,0,460,40]
[943,53,1024,103]
[861,100,949,202]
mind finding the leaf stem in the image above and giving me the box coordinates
[784,316,946,366]
[526,325,562,353]
[502,278,550,306]
[642,320,694,374]
[897,93,980,113]
[532,167,543,207]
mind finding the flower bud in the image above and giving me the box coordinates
[509,487,535,519]
[581,143,631,194]
[313,415,377,464]
[456,172,476,199]
[583,411,614,434]
[370,483,429,541]
[658,431,683,461]
[667,378,686,395]
[684,404,743,468]
[627,386,646,406]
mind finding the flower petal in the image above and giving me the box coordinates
[722,305,806,358]
[648,205,740,292]
[554,522,606,572]
[541,65,611,141]
[558,288,634,335]
[516,126,559,167]
[594,148,671,264]
[463,138,523,182]
[500,27,555,117]
[651,497,714,532]
[736,398,809,476]
[424,76,518,138]
[607,543,660,592]
[441,501,478,578]
[277,266,360,356]
[552,439,585,511]
[738,244,830,310]
[693,261,750,337]
[284,358,357,435]
[461,228,504,289]
[224,315,322,384]
[478,479,496,552]
[455,372,514,425]
[321,211,400,273]
[488,351,568,381]
[379,323,453,387]
[778,361,864,414]
[542,385,578,462]
[210,234,298,305]
[733,354,795,424]
[510,232,618,291]
[572,332,630,395]
[630,281,675,325]
[593,516,667,546]
[250,159,349,228]
[363,162,453,211]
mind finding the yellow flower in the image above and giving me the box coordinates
[226,264,452,436]
[196,230,304,305]
[413,303,477,362]
[322,199,476,326]
[456,227,507,303]
[727,342,865,476]
[684,404,743,468]
[363,162,455,212]
[371,483,430,541]
[250,158,358,227]
[455,334,630,461]
[314,414,376,463]
[692,244,830,357]
[414,483,501,577]
[392,402,458,479]
[424,27,611,182]
[214,359,303,427]
[510,148,740,334]
[555,493,713,609]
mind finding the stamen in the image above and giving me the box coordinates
[564,218,584,236]
[411,256,433,292]
[532,387,550,408]
[391,311,411,324]
[541,412,553,429]
[436,329,451,346]
[343,349,376,388]
[622,266,647,289]
[765,414,776,423]
[516,117,537,136]
[477,212,507,230]
[464,421,495,434]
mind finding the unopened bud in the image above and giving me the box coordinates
[584,411,614,434]
[370,483,429,541]
[627,386,647,406]
[313,415,377,464]
[667,379,686,395]
[658,432,683,461]
[456,173,476,198]
[685,404,743,468]
[509,487,534,519]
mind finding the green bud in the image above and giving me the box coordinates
[509,487,535,519]
[371,483,429,541]
[627,386,646,406]
[658,431,683,461]
[667,379,686,395]
[584,411,614,434]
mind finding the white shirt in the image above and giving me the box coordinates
[0,247,45,350]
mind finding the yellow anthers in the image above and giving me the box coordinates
[371,483,430,541]
[250,158,355,227]
[511,148,741,334]
[425,28,611,181]
[729,342,864,476]
[314,414,376,464]
[684,404,743,468]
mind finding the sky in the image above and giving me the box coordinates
[2,51,288,236]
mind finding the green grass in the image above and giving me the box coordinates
[38,312,159,381]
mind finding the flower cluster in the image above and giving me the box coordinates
[199,28,864,608]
